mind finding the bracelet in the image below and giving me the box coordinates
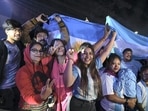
[30,18,38,25]
[58,21,66,28]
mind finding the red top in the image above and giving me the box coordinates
[15,45,52,109]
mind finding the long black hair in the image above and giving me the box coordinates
[76,42,102,98]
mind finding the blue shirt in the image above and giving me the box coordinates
[121,59,142,77]
[0,41,21,89]
[118,68,137,98]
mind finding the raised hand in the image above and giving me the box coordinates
[112,30,117,38]
[36,13,48,23]
[48,46,56,55]
[104,23,111,39]
[40,79,54,100]
[66,49,75,61]
[54,15,62,23]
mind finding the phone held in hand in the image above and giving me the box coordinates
[41,15,48,21]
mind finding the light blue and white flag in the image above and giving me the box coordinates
[43,13,105,50]
[43,14,148,59]
[106,16,148,59]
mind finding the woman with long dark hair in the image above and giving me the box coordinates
[64,42,102,111]
[48,38,73,111]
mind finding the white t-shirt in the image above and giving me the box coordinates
[137,80,148,111]
[72,58,102,101]
[100,71,124,111]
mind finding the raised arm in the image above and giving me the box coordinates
[99,31,117,63]
[93,24,111,53]
[21,13,48,44]
[64,49,76,87]
[54,15,70,44]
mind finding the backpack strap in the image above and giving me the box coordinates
[0,40,8,83]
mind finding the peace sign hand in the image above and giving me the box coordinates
[40,79,54,100]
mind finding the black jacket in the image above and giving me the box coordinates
[0,40,25,83]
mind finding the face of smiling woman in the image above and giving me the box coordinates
[80,47,94,67]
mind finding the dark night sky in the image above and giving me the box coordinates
[0,0,148,37]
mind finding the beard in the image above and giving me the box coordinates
[39,39,48,46]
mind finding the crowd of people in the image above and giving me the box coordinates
[0,13,148,111]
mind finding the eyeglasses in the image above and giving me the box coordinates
[31,48,43,54]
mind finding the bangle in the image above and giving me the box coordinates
[30,18,38,25]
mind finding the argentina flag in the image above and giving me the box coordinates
[43,13,105,50]
[106,16,148,59]
[43,13,148,59]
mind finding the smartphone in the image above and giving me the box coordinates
[41,15,48,21]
